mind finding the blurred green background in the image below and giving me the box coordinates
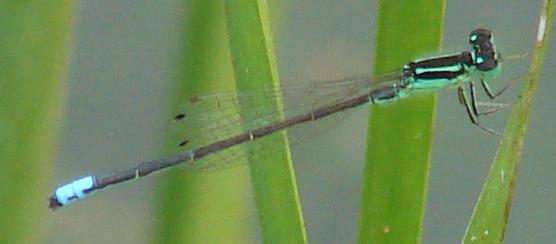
[9,0,553,243]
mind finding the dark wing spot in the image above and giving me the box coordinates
[178,140,189,147]
[174,113,186,121]
[189,95,199,103]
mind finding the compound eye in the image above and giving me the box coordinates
[469,28,492,44]
[469,34,479,44]
[476,57,498,71]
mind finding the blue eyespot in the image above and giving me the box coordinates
[470,34,478,42]
[476,56,484,64]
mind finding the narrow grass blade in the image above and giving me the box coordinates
[0,2,74,243]
[153,1,250,243]
[225,0,307,243]
[359,1,445,243]
[462,1,555,243]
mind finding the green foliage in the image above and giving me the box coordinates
[225,0,307,243]
[463,1,556,242]
[0,2,74,243]
[359,0,445,243]
[153,1,250,243]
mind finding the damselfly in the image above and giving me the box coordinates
[48,28,521,209]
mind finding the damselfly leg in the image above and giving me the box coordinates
[457,85,502,136]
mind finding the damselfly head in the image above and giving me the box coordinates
[469,28,492,46]
[469,28,500,76]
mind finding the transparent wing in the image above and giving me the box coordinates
[167,72,399,171]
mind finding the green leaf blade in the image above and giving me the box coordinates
[359,1,445,243]
[225,0,307,243]
[0,2,74,243]
[153,1,250,243]
[463,1,556,242]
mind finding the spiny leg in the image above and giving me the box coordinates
[457,86,478,122]
[481,78,511,100]
[469,82,508,116]
[469,82,479,116]
[457,86,501,136]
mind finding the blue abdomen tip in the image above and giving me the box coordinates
[52,176,95,208]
